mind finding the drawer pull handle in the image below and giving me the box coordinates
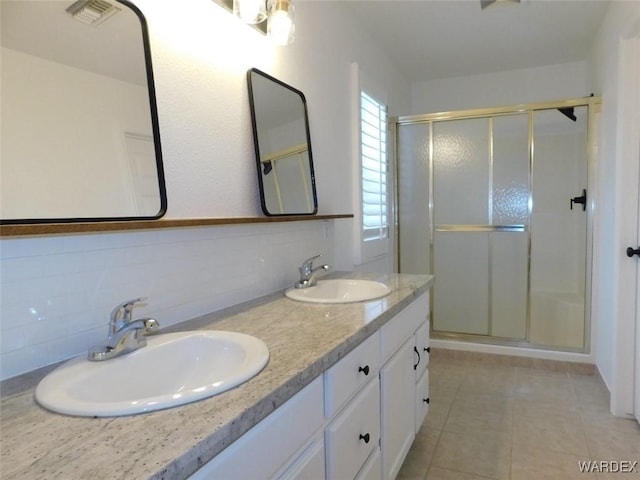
[359,433,370,444]
[414,346,420,370]
[423,397,430,404]
[424,347,430,353]
[358,365,370,376]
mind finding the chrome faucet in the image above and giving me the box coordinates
[88,298,159,361]
[295,254,331,289]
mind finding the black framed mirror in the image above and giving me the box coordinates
[247,68,317,216]
[1,0,166,224]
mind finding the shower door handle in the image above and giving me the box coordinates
[627,247,640,258]
[570,189,587,211]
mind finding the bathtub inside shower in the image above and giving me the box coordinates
[529,291,585,349]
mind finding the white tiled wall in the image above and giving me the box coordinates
[0,220,334,380]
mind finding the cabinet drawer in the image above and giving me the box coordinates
[415,369,429,434]
[381,293,428,362]
[356,447,382,480]
[190,376,323,480]
[414,320,429,380]
[277,435,325,480]
[326,377,381,480]
[325,332,380,417]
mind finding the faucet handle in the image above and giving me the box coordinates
[301,254,323,271]
[110,297,147,325]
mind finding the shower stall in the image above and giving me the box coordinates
[395,97,599,352]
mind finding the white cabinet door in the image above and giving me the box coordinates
[415,369,429,433]
[380,337,415,480]
[414,321,429,380]
[414,313,430,434]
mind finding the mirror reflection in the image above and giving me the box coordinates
[1,0,166,224]
[247,68,317,216]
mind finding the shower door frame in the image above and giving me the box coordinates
[393,96,601,353]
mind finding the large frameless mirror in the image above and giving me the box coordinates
[1,0,166,224]
[247,68,317,216]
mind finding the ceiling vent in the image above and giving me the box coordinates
[66,0,120,25]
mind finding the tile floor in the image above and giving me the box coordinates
[398,351,640,480]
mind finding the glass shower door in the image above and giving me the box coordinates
[432,114,529,339]
[433,117,491,335]
[396,100,594,352]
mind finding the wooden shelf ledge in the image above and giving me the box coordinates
[0,214,354,238]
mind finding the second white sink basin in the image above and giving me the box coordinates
[35,330,269,417]
[285,279,391,304]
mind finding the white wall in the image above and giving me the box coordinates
[137,0,409,220]
[0,1,410,380]
[410,61,589,114]
[588,1,640,416]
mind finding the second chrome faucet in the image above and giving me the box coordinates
[295,254,330,289]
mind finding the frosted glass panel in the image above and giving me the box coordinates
[433,232,489,335]
[492,115,529,226]
[433,119,489,225]
[529,107,587,349]
[397,123,430,274]
[530,107,587,294]
[491,232,528,339]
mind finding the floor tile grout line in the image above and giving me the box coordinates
[422,427,443,480]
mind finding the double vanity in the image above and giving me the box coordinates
[1,272,433,480]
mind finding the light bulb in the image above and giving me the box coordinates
[268,10,292,44]
[234,0,266,24]
[267,0,294,45]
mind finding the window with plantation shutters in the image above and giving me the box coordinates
[360,91,389,243]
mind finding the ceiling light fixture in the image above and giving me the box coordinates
[215,0,295,45]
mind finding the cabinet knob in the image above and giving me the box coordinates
[627,247,640,258]
[359,433,370,444]
[424,347,430,353]
[358,365,370,376]
[423,397,430,404]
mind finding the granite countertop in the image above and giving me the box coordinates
[0,272,433,480]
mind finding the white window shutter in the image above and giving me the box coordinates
[360,91,389,244]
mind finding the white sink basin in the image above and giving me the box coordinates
[285,279,391,304]
[35,330,269,417]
